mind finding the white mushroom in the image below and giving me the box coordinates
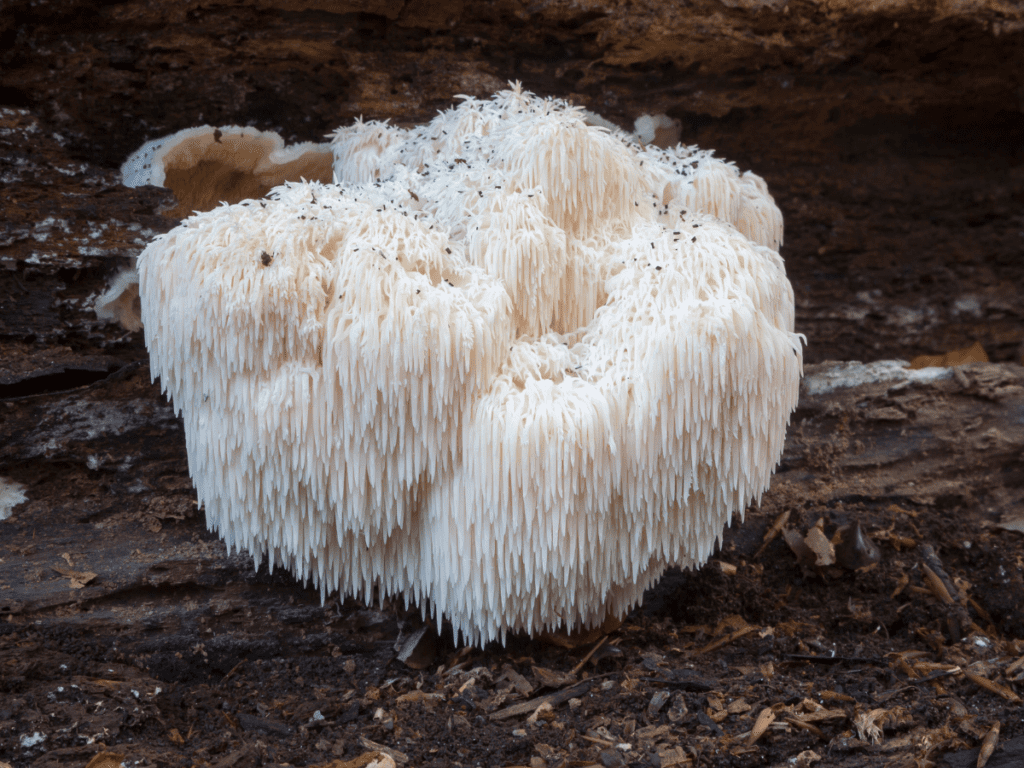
[94,264,142,332]
[121,124,333,216]
[138,84,803,645]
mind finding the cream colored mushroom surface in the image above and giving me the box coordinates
[121,125,333,217]
[138,85,803,645]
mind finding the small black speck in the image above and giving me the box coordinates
[445,247,452,254]
[691,237,696,242]
[213,128,223,143]
[260,251,273,266]
[655,266,662,271]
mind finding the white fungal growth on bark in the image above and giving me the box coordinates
[137,84,803,645]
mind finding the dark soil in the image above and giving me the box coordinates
[1,2,1023,767]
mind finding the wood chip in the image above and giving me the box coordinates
[526,702,553,725]
[832,521,881,570]
[85,753,124,768]
[818,690,855,703]
[53,565,97,589]
[697,621,759,654]
[747,708,776,745]
[921,562,954,604]
[395,690,443,706]
[977,721,1000,768]
[805,520,835,566]
[785,717,827,740]
[315,753,395,768]
[501,667,535,696]
[962,668,1022,703]
[532,666,576,689]
[909,341,988,369]
[726,698,751,714]
[395,625,435,670]
[754,509,790,559]
[657,746,691,766]
[490,678,597,720]
[356,737,408,764]
[570,635,608,675]
[1005,654,1024,677]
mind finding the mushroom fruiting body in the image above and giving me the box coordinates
[121,125,333,217]
[138,85,803,645]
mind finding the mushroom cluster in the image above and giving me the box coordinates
[138,85,803,645]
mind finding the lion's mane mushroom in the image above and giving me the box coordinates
[138,84,803,645]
